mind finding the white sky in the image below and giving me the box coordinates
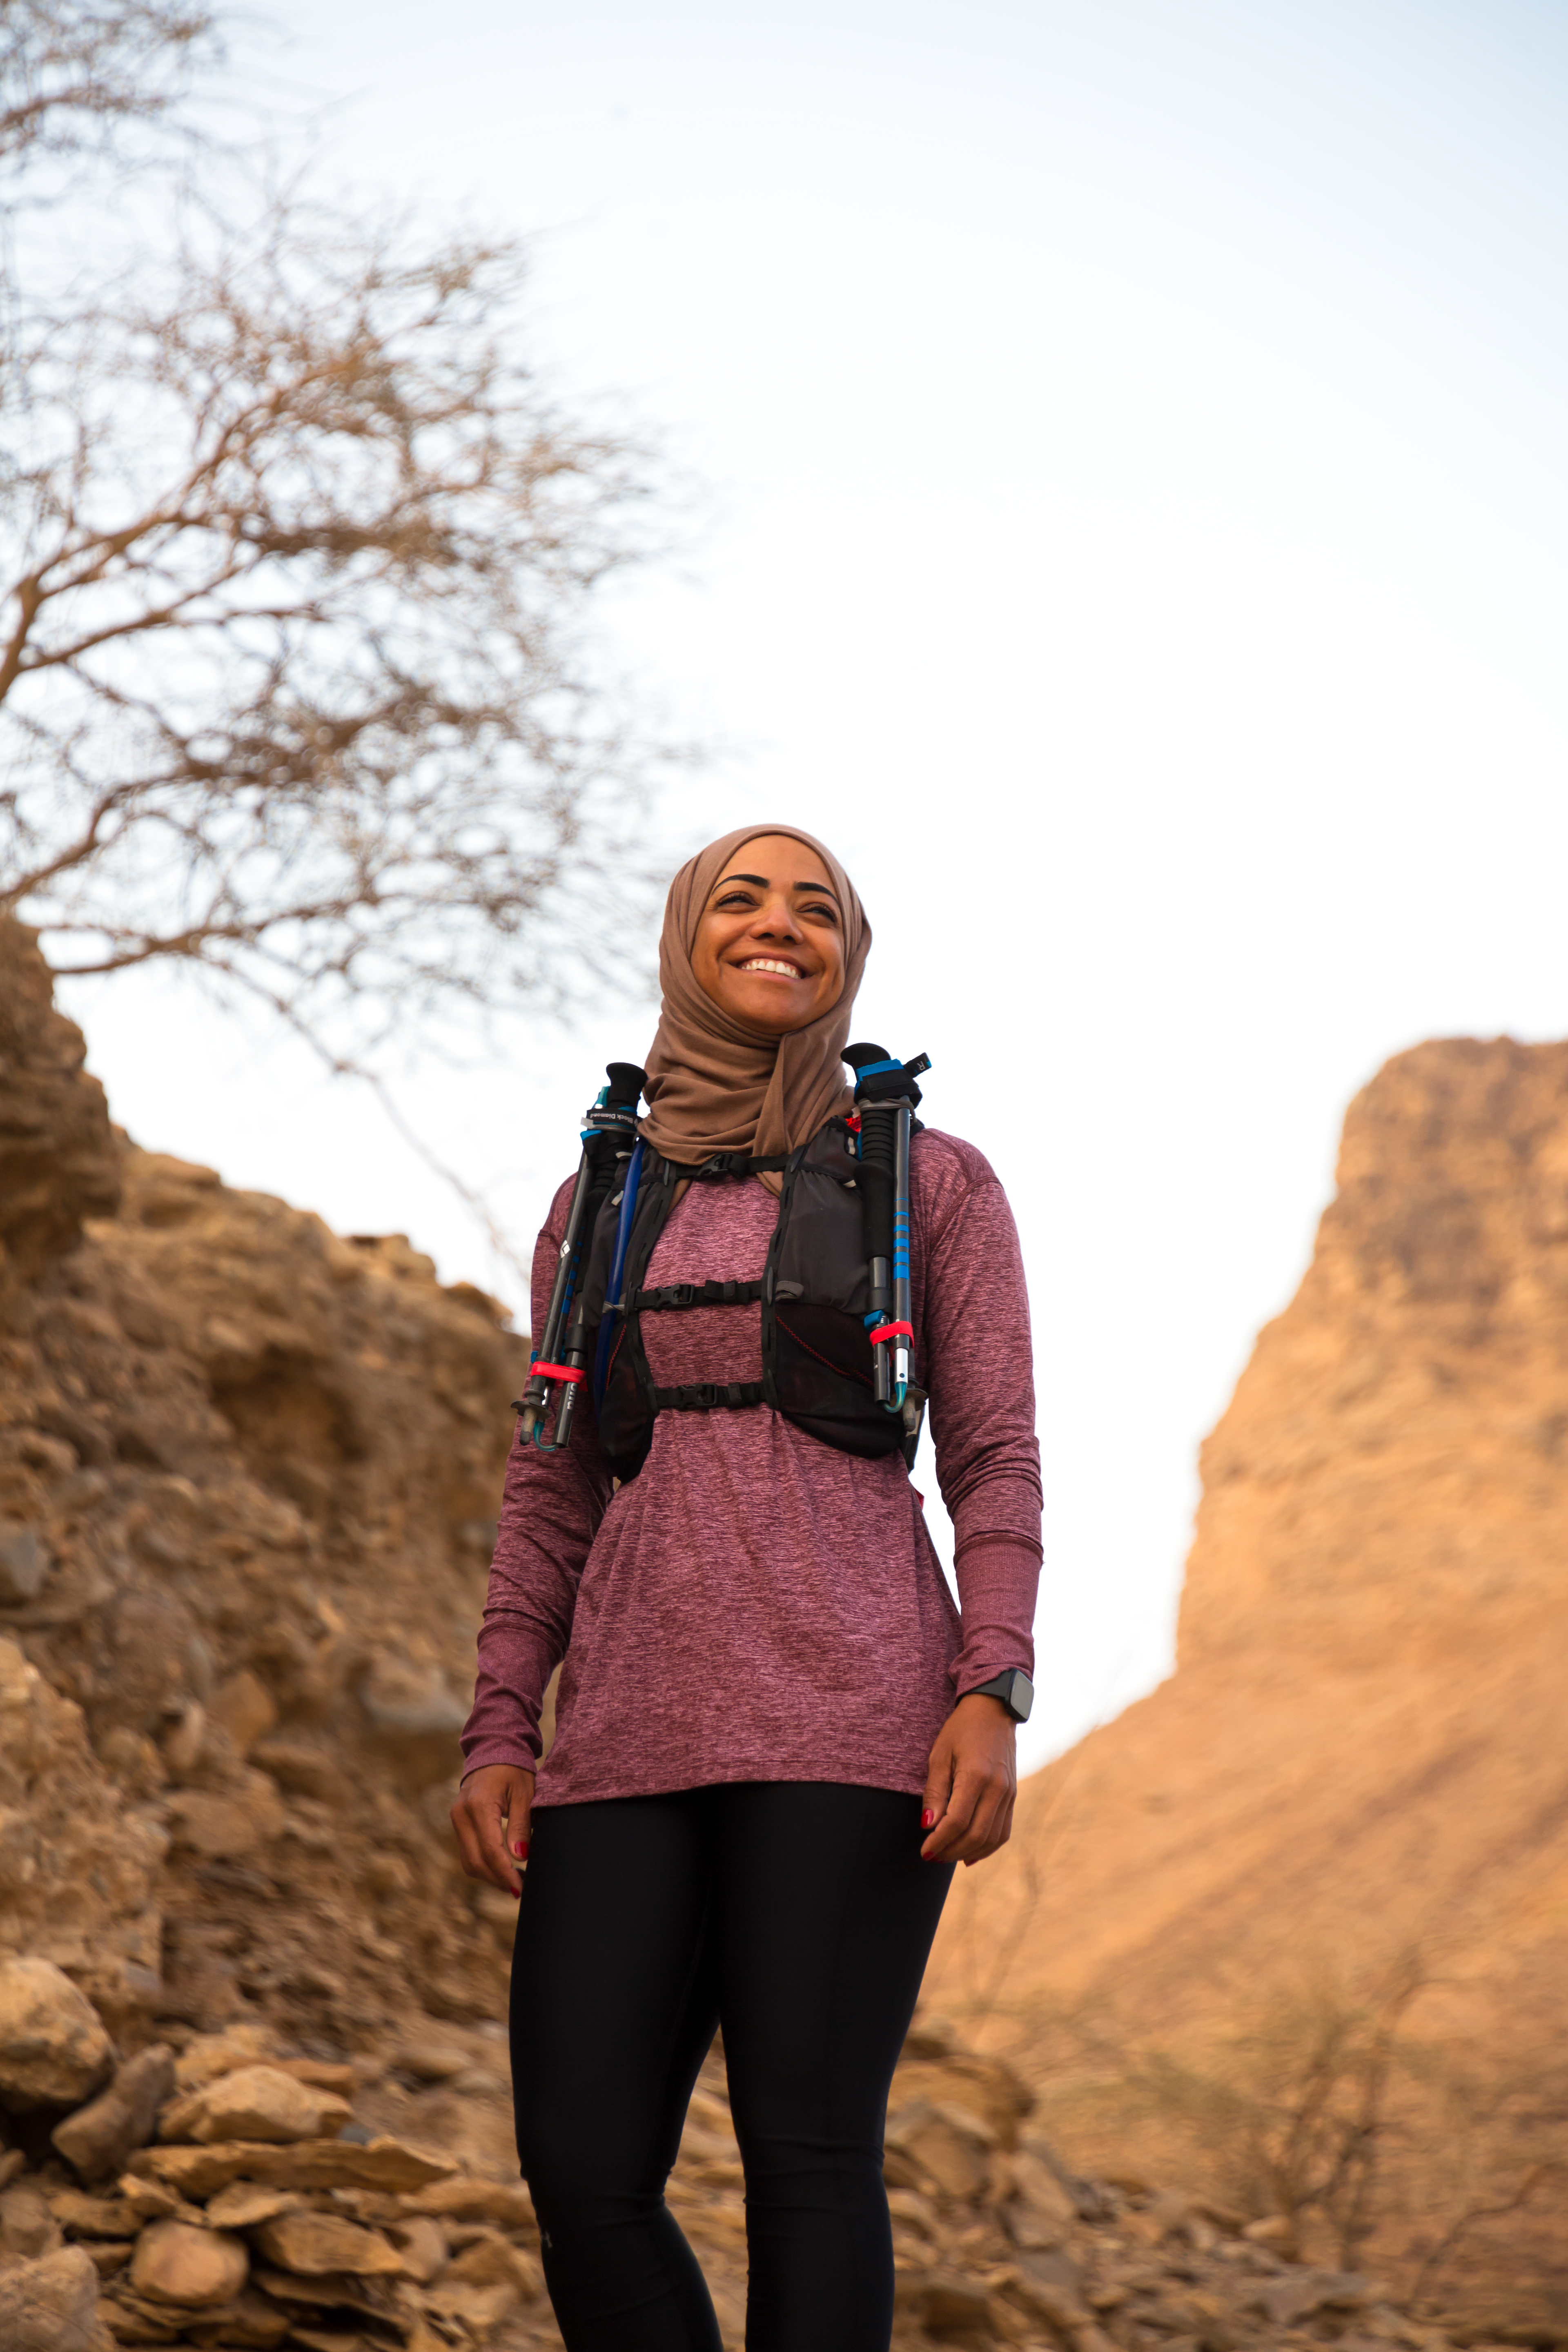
[62,0,1568,1771]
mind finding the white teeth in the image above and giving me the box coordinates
[740,958,803,978]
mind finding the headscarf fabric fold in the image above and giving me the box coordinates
[639,824,871,1188]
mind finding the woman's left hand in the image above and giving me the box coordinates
[920,1693,1018,1866]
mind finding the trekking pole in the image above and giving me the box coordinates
[517,1062,646,1451]
[844,1043,931,1412]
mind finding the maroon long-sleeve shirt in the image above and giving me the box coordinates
[461,1127,1043,1804]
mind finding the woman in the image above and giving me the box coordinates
[452,824,1042,2352]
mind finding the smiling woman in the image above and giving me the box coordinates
[449,822,1044,2352]
[691,836,847,1030]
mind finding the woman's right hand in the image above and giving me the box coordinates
[451,1764,535,1898]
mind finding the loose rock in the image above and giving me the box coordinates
[0,1957,113,2110]
[252,2209,404,2277]
[160,2062,350,2146]
[0,2243,105,2352]
[130,2219,248,2308]
[53,2045,176,2182]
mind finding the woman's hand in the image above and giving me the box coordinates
[451,1764,535,1898]
[920,1693,1017,1866]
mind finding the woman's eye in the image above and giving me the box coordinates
[802,902,838,924]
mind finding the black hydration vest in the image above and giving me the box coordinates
[574,1118,924,1485]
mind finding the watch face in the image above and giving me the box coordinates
[1009,1672,1035,1724]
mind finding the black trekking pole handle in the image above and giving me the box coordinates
[517,1062,646,1450]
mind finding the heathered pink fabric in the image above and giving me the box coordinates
[461,1127,1043,1804]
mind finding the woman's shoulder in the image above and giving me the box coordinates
[909,1125,1005,1204]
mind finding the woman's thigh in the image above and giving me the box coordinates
[510,1792,721,2203]
[713,1781,952,2138]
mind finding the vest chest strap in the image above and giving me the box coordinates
[633,1277,766,1313]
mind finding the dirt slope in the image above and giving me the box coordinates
[927,1037,1568,2328]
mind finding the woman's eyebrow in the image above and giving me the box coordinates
[715,871,840,903]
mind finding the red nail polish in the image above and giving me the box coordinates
[512,1841,530,1859]
[921,1810,935,1830]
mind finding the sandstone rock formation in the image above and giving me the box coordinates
[929,1038,1568,2334]
[0,917,529,2042]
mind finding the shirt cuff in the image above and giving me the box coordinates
[952,1532,1040,1693]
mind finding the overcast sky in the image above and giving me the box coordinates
[64,0,1568,1768]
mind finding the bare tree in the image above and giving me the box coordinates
[0,3,676,1081]
[0,0,218,170]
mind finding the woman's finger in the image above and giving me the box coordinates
[922,1764,987,1861]
[920,1740,955,1855]
[451,1767,532,1895]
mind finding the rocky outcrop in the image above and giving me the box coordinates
[0,918,119,1311]
[0,918,528,2040]
[930,1039,1568,2332]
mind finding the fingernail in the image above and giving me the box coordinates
[511,1884,521,1900]
[921,1810,935,1829]
[512,1842,529,1859]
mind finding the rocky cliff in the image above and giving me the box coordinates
[929,1038,1568,2332]
[0,915,530,2042]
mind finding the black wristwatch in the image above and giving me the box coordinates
[968,1668,1033,1724]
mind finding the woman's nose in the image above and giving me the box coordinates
[755,895,804,936]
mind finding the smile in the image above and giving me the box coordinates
[738,958,806,979]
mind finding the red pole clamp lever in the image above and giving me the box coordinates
[868,1322,914,1346]
[532,1362,586,1383]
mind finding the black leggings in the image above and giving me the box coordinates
[510,1781,953,2352]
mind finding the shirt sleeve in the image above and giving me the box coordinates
[459,1177,615,1778]
[915,1136,1044,1695]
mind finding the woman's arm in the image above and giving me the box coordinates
[451,1176,614,1895]
[913,1137,1044,1864]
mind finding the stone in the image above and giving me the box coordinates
[401,2172,533,2226]
[393,2041,469,2083]
[0,2244,105,2352]
[116,2174,190,2223]
[271,2058,356,2096]
[357,1656,467,1788]
[1252,2271,1373,2327]
[0,1957,114,2111]
[101,2285,186,2341]
[386,2214,448,2283]
[1003,2261,1092,2332]
[248,2264,407,2325]
[130,2220,249,2308]
[422,2233,541,2332]
[162,1779,286,1859]
[173,2027,275,2093]
[176,2287,291,2346]
[0,1523,49,1604]
[80,2240,133,2277]
[1,2180,65,2256]
[1010,2147,1078,2227]
[49,2189,140,2239]
[886,2100,994,2201]
[54,2045,176,2181]
[206,1670,278,1759]
[904,2270,993,2332]
[161,2062,351,2146]
[203,2181,307,2230]
[253,2211,404,2277]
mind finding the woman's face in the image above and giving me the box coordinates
[692,834,846,1036]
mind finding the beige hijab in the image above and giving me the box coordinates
[640,824,871,1192]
